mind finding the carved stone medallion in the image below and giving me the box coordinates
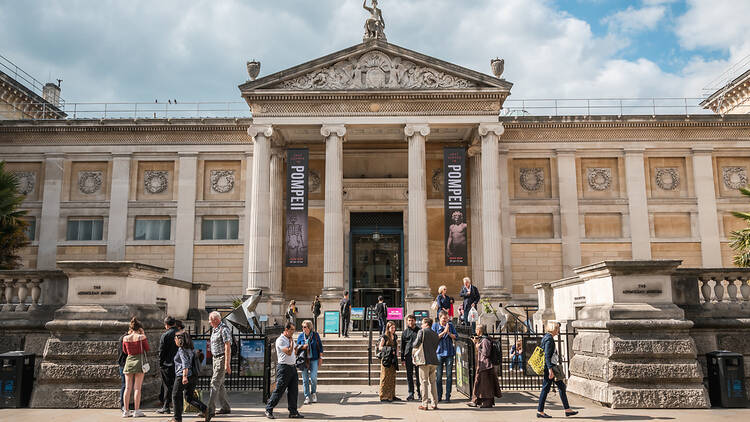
[519,168,544,192]
[12,171,36,195]
[722,166,748,190]
[309,170,321,194]
[210,170,235,194]
[431,168,444,193]
[587,168,612,191]
[78,171,103,194]
[275,51,476,90]
[144,171,169,194]
[655,168,680,191]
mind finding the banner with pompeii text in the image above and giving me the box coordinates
[444,147,468,266]
[286,148,309,266]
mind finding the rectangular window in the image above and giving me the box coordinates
[66,218,104,241]
[134,217,171,241]
[201,217,239,240]
[24,217,36,241]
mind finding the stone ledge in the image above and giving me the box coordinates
[568,376,709,409]
[39,362,120,381]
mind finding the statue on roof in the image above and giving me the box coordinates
[363,0,386,42]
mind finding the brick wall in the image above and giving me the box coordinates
[511,243,562,296]
[581,242,632,266]
[193,244,243,303]
[125,245,174,275]
[651,242,702,267]
[57,245,106,261]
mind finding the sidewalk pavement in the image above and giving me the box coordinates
[2,385,748,421]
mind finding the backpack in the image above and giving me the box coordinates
[487,337,503,366]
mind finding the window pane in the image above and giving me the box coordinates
[25,218,36,241]
[215,220,227,239]
[135,219,170,241]
[159,220,171,240]
[201,218,239,240]
[81,220,93,240]
[135,220,147,240]
[66,220,78,240]
[66,218,103,241]
[201,220,212,240]
[92,219,103,241]
[228,219,239,239]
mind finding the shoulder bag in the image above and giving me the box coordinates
[412,337,426,366]
[140,337,151,373]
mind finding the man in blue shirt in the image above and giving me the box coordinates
[431,310,457,402]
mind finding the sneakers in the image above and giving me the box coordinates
[131,409,146,418]
[155,407,170,414]
[311,393,318,403]
[121,410,131,418]
[265,409,275,419]
[289,413,304,419]
[303,396,311,405]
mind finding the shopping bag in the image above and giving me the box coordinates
[527,346,545,375]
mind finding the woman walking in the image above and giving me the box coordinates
[537,321,578,418]
[378,321,401,402]
[287,300,298,327]
[122,317,149,418]
[297,320,324,405]
[467,324,501,408]
[169,331,208,422]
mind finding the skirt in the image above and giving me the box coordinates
[379,365,397,400]
[123,353,145,374]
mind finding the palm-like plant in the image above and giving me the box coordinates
[0,161,29,269]
[729,187,750,267]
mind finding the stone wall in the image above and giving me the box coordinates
[125,245,175,276]
[651,242,702,267]
[511,243,562,297]
[193,244,243,302]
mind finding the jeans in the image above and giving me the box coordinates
[537,370,570,412]
[207,354,231,414]
[436,355,454,400]
[119,365,126,409]
[172,375,206,421]
[404,354,420,398]
[341,317,350,336]
[377,317,386,335]
[159,365,175,409]
[266,364,299,414]
[510,354,524,370]
[301,359,319,398]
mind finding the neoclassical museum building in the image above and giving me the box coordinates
[2,17,750,318]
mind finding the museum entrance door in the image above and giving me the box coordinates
[349,212,404,330]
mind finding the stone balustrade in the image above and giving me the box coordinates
[0,270,67,315]
[695,271,750,303]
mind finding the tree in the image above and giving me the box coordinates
[730,187,750,267]
[0,161,29,270]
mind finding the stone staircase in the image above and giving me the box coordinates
[317,335,408,385]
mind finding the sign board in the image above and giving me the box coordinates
[351,307,365,321]
[324,311,340,334]
[444,147,468,266]
[366,308,377,321]
[454,338,473,398]
[386,307,403,320]
[285,148,309,266]
[413,310,429,321]
[239,339,265,377]
[522,336,544,377]
[193,339,210,366]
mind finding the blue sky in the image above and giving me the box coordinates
[0,0,748,103]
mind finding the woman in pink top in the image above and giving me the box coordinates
[122,317,150,418]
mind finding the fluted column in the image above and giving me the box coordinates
[478,123,508,297]
[269,149,285,299]
[405,124,431,299]
[322,125,346,299]
[246,124,273,295]
[468,145,484,288]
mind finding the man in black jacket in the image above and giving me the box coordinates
[401,315,421,401]
[156,316,178,414]
[459,277,480,327]
[339,291,351,337]
[375,296,387,335]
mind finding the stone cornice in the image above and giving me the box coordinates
[0,118,252,133]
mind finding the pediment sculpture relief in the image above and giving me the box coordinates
[274,51,477,90]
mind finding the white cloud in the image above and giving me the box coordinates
[602,6,666,33]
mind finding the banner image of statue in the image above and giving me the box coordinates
[286,148,309,266]
[444,147,468,266]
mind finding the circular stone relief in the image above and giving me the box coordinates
[210,170,235,193]
[519,167,544,192]
[78,171,103,194]
[144,170,169,194]
[587,168,612,191]
[12,171,36,195]
[655,168,680,191]
[722,166,748,190]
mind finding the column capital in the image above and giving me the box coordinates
[404,124,430,138]
[247,124,273,139]
[271,148,286,160]
[321,124,346,138]
[478,123,505,137]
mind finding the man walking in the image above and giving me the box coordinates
[156,316,178,414]
[432,311,457,402]
[459,277,480,327]
[340,291,351,337]
[206,311,232,421]
[266,322,304,419]
[375,296,387,335]
[413,317,439,410]
[401,315,421,401]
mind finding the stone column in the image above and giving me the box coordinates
[556,149,582,276]
[268,148,285,314]
[405,124,431,303]
[38,154,64,270]
[106,154,131,260]
[624,149,652,259]
[692,148,722,267]
[173,153,198,281]
[246,125,273,296]
[498,148,513,293]
[241,151,253,294]
[468,146,484,288]
[478,123,509,298]
[321,125,346,300]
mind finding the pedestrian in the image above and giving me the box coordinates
[206,311,232,420]
[117,329,128,412]
[122,317,149,418]
[459,277,480,327]
[339,291,351,337]
[296,320,323,405]
[435,285,451,316]
[287,300,298,327]
[413,317,439,411]
[171,331,209,422]
[432,310,457,402]
[537,321,578,418]
[311,296,321,332]
[265,322,304,419]
[449,297,455,323]
[467,324,502,408]
[378,321,400,402]
[510,338,524,371]
[401,315,421,402]
[375,295,387,335]
[157,316,178,414]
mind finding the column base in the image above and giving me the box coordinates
[320,286,344,300]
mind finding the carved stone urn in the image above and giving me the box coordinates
[246,60,261,81]
[491,58,504,79]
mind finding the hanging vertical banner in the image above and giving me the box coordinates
[286,148,308,266]
[444,147,468,266]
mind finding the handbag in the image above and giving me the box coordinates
[140,337,151,373]
[527,346,545,375]
[412,342,426,366]
[430,300,439,311]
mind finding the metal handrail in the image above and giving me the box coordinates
[0,54,65,107]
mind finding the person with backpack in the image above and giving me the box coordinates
[170,331,208,422]
[431,310,457,402]
[466,324,502,408]
[206,311,232,420]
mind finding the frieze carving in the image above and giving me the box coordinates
[274,51,476,90]
[11,171,36,195]
[655,167,680,191]
[144,170,169,194]
[722,166,748,190]
[587,168,612,191]
[210,170,235,194]
[519,168,544,192]
[431,168,444,193]
[78,171,103,194]
[309,170,321,194]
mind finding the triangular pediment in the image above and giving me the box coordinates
[239,40,512,92]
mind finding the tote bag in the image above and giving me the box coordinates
[412,342,426,366]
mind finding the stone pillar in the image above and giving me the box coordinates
[556,149,582,276]
[246,125,273,295]
[268,148,285,315]
[692,148,722,267]
[173,152,198,281]
[624,149,652,259]
[478,123,509,298]
[468,146,483,288]
[106,154,131,260]
[241,151,253,295]
[38,154,64,270]
[405,124,431,306]
[498,148,513,294]
[321,125,346,300]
